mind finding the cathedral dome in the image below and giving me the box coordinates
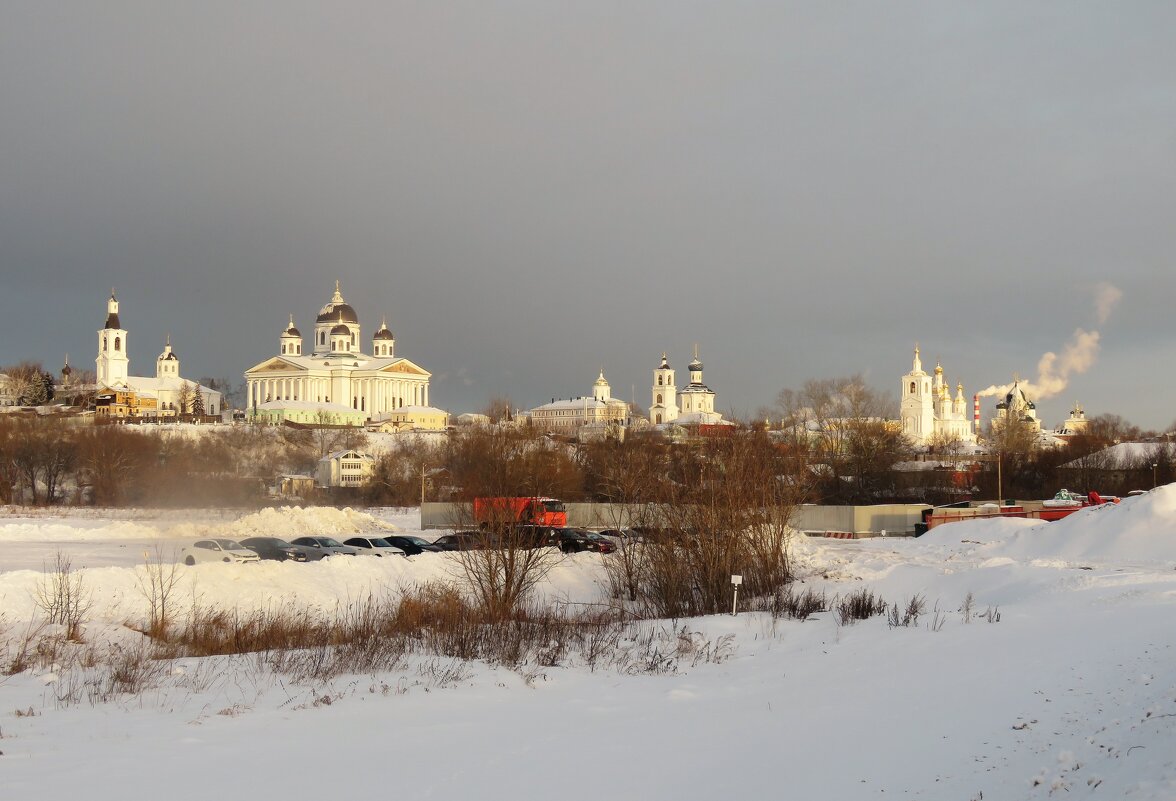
[374,327,394,341]
[689,358,703,371]
[284,326,301,337]
[330,323,351,336]
[317,303,358,324]
[316,281,359,324]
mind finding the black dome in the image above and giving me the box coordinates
[373,328,394,341]
[330,323,351,335]
[318,304,359,324]
[284,326,301,337]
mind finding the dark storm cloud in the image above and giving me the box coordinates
[2,2,1174,427]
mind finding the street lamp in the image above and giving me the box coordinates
[1153,463,1158,490]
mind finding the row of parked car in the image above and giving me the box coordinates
[180,527,640,564]
[431,526,637,554]
[179,534,442,564]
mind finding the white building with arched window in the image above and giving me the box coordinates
[899,346,976,447]
[94,291,222,418]
[528,370,631,431]
[649,349,727,426]
[244,282,432,424]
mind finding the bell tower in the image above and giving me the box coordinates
[650,353,678,424]
[96,290,129,387]
[900,345,933,444]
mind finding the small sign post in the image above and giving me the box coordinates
[731,574,743,616]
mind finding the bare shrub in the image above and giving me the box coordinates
[960,591,975,623]
[33,552,92,640]
[134,546,183,638]
[450,528,560,621]
[3,620,47,675]
[91,641,165,701]
[834,587,887,626]
[929,601,946,632]
[887,594,926,628]
[759,585,827,620]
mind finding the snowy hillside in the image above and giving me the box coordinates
[2,492,1175,799]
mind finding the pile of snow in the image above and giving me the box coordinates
[921,486,1176,567]
[218,505,398,541]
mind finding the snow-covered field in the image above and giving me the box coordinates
[2,492,1176,799]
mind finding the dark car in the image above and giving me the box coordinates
[546,527,614,554]
[431,531,493,551]
[239,536,325,563]
[582,532,618,554]
[343,536,408,557]
[597,528,640,547]
[385,535,442,555]
[289,536,361,556]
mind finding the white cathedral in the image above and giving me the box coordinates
[244,282,432,422]
[900,346,977,447]
[649,349,727,426]
[95,291,223,416]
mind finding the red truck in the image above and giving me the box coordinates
[473,497,568,528]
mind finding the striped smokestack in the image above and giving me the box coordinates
[974,393,980,434]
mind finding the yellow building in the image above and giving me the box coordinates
[368,405,450,432]
[94,387,159,420]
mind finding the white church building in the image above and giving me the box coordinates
[649,349,727,426]
[899,346,977,447]
[527,370,631,431]
[244,282,432,424]
[95,292,222,417]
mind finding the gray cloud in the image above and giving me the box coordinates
[2,3,1175,428]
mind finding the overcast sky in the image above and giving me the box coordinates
[2,2,1174,428]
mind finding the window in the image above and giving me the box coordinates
[114,337,121,351]
[658,376,663,386]
[909,381,916,394]
[656,394,663,404]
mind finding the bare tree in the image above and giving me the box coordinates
[777,376,908,503]
[312,409,367,456]
[4,361,54,405]
[177,381,196,417]
[636,432,802,617]
[441,427,574,618]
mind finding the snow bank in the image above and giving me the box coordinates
[913,485,1176,569]
[0,518,170,542]
[0,505,398,545]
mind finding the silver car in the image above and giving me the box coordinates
[181,538,261,565]
[290,536,361,556]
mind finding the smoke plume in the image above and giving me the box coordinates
[977,284,1121,401]
[1094,281,1123,325]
